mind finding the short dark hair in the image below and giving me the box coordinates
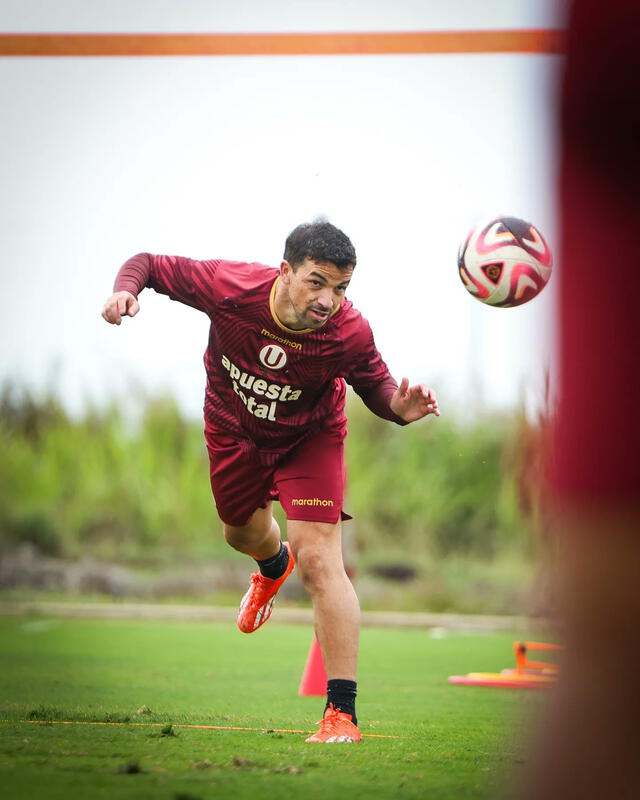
[283,220,356,271]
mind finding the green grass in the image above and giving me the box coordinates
[0,616,541,799]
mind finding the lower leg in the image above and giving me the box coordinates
[314,573,360,722]
[288,520,360,719]
[313,570,360,680]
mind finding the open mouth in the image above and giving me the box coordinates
[308,308,330,323]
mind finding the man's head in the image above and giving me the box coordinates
[276,220,356,330]
[283,220,356,272]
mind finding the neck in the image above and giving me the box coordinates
[272,279,297,328]
[270,277,311,332]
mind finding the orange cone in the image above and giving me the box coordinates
[298,634,327,696]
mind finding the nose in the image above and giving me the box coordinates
[318,288,333,310]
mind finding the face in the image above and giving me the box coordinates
[277,258,354,330]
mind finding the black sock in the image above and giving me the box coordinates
[255,541,289,580]
[326,679,357,724]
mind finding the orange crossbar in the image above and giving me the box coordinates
[0,30,565,58]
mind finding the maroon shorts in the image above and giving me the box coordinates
[204,423,349,527]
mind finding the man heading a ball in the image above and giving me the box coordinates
[102,220,440,743]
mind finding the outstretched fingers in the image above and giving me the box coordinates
[390,379,440,421]
[421,386,440,416]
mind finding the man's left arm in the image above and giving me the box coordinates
[346,322,440,424]
[388,377,440,422]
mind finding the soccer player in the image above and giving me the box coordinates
[102,221,440,743]
[514,1,640,797]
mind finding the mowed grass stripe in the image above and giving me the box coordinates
[0,616,539,799]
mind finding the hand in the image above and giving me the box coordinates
[101,291,140,325]
[390,377,440,423]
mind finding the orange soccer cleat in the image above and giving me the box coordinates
[305,704,362,743]
[237,542,295,633]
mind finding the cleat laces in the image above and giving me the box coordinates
[244,573,271,608]
[314,704,355,742]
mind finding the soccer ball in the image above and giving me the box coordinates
[457,216,552,307]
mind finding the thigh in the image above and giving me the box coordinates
[205,429,276,527]
[275,428,349,524]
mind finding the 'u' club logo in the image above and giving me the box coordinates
[259,344,287,370]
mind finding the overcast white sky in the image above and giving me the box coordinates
[0,0,564,421]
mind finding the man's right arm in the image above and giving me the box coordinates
[101,252,222,324]
[102,289,140,325]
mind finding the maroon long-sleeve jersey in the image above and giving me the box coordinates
[115,253,404,451]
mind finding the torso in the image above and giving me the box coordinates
[203,262,357,450]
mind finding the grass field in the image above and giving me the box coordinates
[0,614,542,799]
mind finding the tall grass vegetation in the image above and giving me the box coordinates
[0,384,548,614]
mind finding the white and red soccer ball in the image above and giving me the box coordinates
[458,216,552,307]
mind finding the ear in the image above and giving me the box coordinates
[280,260,293,285]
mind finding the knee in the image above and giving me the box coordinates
[223,524,246,551]
[223,521,267,552]
[295,544,341,594]
[222,505,276,553]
